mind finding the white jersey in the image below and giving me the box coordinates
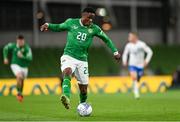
[122,40,153,68]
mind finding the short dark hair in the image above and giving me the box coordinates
[82,7,95,14]
[17,34,24,39]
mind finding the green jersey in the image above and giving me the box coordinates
[48,18,118,61]
[3,43,32,67]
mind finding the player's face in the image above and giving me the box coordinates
[81,12,95,26]
[128,33,138,43]
[17,39,25,47]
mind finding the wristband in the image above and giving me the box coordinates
[45,23,49,27]
[113,51,119,56]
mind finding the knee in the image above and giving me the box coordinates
[16,72,24,80]
[63,68,72,76]
[130,72,137,81]
[132,76,137,81]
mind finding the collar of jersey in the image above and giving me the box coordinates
[79,19,84,26]
[79,19,92,28]
[16,43,25,48]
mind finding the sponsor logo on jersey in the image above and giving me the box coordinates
[72,25,78,29]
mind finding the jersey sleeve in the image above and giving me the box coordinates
[3,43,14,60]
[142,43,153,63]
[22,45,33,61]
[48,19,71,32]
[122,44,129,65]
[95,26,118,53]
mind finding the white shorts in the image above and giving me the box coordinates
[10,64,28,79]
[60,55,89,85]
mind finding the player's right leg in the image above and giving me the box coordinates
[61,67,72,109]
[60,55,76,109]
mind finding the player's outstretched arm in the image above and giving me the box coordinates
[95,27,121,61]
[3,43,13,65]
[122,44,129,67]
[40,19,71,32]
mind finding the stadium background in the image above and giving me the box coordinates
[0,0,180,95]
[0,0,179,96]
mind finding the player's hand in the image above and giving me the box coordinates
[114,52,121,62]
[4,58,9,65]
[17,51,23,58]
[144,61,148,67]
[40,23,49,32]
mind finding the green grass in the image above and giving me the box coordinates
[0,90,180,121]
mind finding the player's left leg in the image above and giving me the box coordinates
[10,64,28,102]
[137,68,144,82]
[16,72,24,102]
[136,67,144,97]
[74,61,89,103]
[78,84,88,103]
[129,66,140,99]
[130,71,140,99]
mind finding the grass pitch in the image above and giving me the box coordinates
[0,90,180,121]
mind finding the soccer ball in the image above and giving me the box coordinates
[77,103,92,116]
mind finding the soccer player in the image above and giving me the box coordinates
[40,7,121,109]
[122,32,153,99]
[3,35,33,102]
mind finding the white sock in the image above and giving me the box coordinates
[133,80,140,98]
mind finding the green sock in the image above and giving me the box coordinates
[17,86,23,95]
[62,76,71,98]
[80,93,87,103]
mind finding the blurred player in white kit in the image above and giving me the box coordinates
[122,32,153,99]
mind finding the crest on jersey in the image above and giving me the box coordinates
[88,28,93,33]
[72,25,78,29]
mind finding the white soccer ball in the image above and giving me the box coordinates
[77,103,92,116]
